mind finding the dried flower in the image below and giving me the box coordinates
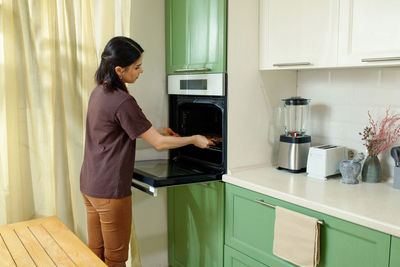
[359,107,400,156]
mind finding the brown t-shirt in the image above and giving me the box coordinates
[80,85,152,198]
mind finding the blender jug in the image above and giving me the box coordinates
[278,96,311,173]
[283,97,310,137]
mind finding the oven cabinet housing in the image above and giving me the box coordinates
[225,184,391,267]
[168,181,224,267]
[391,236,400,267]
[165,0,227,75]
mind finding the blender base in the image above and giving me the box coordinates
[277,135,311,173]
[277,166,307,173]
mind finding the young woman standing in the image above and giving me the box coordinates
[80,36,213,266]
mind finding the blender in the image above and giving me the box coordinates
[277,96,311,173]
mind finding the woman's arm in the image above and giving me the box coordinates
[139,126,213,150]
[155,127,180,137]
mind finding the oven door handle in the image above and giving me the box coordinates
[173,67,211,72]
[132,179,158,197]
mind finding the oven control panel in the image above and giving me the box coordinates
[168,73,225,96]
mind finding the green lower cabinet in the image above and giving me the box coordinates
[168,181,224,267]
[225,245,269,267]
[225,184,391,267]
[391,236,400,267]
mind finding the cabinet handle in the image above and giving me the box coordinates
[254,199,275,208]
[272,62,312,67]
[254,199,324,225]
[200,183,210,187]
[361,57,400,62]
[173,67,211,72]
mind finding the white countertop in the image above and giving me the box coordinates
[223,165,400,237]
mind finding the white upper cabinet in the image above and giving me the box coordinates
[338,0,400,67]
[260,0,400,69]
[259,0,339,70]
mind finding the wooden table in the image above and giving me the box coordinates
[0,216,106,266]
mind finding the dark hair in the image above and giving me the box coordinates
[95,36,144,92]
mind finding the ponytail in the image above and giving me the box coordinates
[95,36,144,92]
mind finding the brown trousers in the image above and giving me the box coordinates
[82,193,132,267]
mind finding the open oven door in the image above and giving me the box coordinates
[132,159,223,197]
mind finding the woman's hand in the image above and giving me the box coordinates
[193,135,215,149]
[156,127,180,137]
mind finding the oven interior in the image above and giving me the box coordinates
[170,96,226,170]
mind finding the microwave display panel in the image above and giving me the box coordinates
[180,79,207,90]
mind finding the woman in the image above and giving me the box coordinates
[80,36,213,266]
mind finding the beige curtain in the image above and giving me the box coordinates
[0,0,141,265]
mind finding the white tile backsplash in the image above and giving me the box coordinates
[298,67,400,178]
[330,68,380,88]
[380,68,400,88]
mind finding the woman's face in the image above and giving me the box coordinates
[121,55,144,83]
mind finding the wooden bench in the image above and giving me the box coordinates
[0,216,106,266]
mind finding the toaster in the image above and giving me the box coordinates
[307,145,346,180]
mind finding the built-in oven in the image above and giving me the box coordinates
[132,73,227,196]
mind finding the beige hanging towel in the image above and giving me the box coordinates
[273,206,320,267]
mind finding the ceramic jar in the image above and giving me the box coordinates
[361,155,382,183]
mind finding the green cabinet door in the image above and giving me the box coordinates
[225,184,295,267]
[225,184,391,267]
[165,0,227,74]
[225,245,269,267]
[168,181,224,267]
[391,236,400,267]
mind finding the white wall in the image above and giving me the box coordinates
[227,0,297,171]
[297,67,400,178]
[129,1,169,266]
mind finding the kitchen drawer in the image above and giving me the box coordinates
[224,245,269,267]
[390,236,400,267]
[225,183,391,267]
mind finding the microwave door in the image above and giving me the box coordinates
[132,159,222,196]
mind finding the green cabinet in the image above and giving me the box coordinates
[165,0,227,74]
[225,184,299,267]
[225,245,268,267]
[391,236,400,267]
[168,182,224,267]
[225,184,391,267]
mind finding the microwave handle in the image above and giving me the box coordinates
[173,67,211,72]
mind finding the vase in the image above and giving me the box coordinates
[361,155,382,183]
